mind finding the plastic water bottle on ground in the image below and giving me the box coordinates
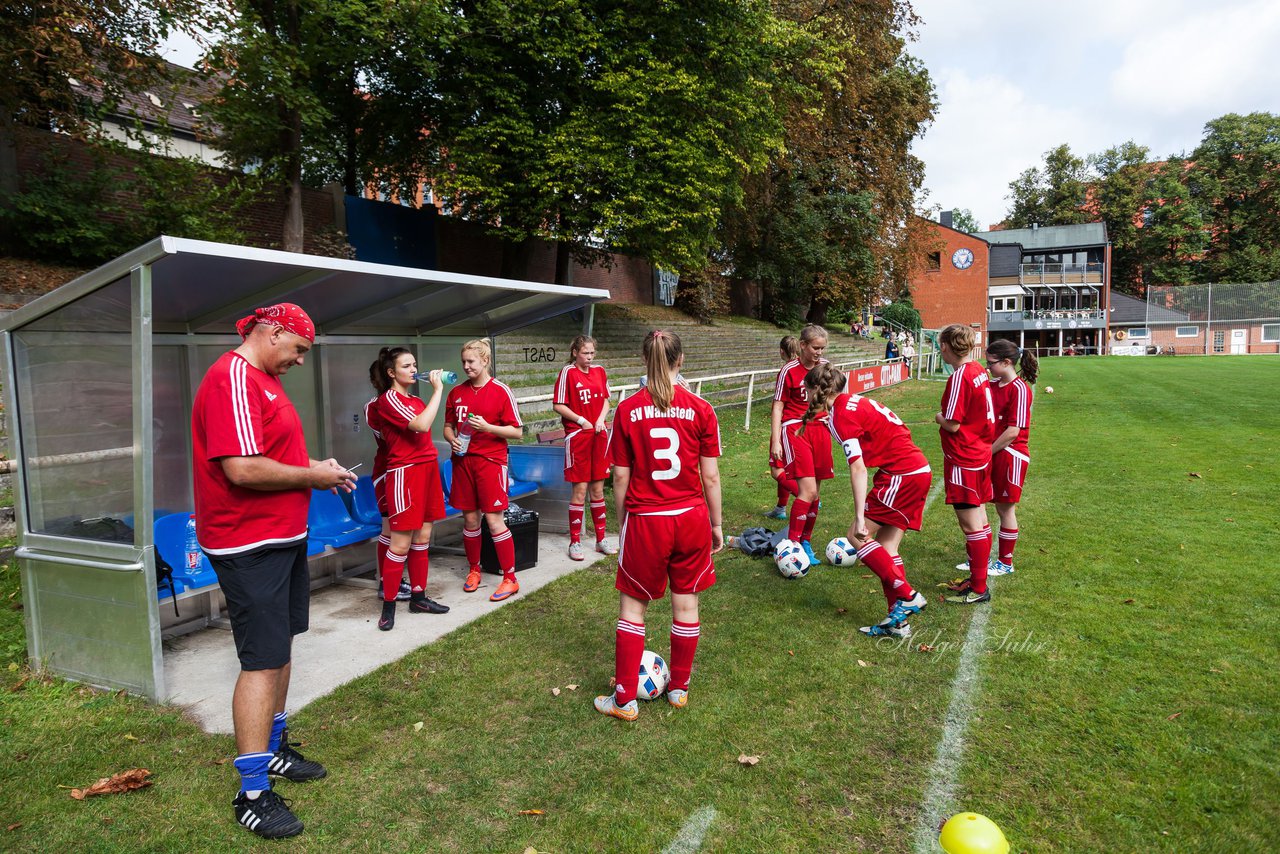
[414,370,458,384]
[184,514,202,570]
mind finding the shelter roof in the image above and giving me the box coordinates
[0,236,609,337]
[1109,291,1190,324]
[976,222,1108,251]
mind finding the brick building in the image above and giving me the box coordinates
[909,214,990,339]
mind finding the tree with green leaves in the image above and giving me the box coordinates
[1088,141,1150,293]
[1004,143,1092,228]
[1139,158,1206,286]
[949,208,981,233]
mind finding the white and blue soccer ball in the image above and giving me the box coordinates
[774,538,810,579]
[826,537,860,567]
[637,649,670,700]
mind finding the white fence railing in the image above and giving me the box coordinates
[515,356,922,432]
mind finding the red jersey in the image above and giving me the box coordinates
[553,363,610,432]
[191,351,310,555]
[363,396,388,482]
[940,361,995,467]
[372,389,437,468]
[990,377,1033,455]
[445,378,522,464]
[610,386,722,514]
[774,358,830,421]
[827,392,929,473]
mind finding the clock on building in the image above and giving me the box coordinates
[952,248,974,270]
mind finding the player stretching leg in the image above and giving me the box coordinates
[552,335,617,561]
[595,330,724,721]
[934,324,996,605]
[805,364,931,637]
[771,325,833,568]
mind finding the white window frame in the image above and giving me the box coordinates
[1175,325,1198,338]
[1128,327,1150,338]
[1262,323,1280,343]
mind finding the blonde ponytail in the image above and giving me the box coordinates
[642,329,683,411]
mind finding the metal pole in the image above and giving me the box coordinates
[582,303,595,337]
[744,372,755,430]
[1205,283,1212,355]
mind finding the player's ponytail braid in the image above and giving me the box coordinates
[371,346,411,394]
[642,329,683,411]
[799,362,844,435]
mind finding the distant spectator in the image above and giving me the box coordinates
[884,338,900,361]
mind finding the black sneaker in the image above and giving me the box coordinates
[396,581,412,601]
[409,596,450,614]
[233,789,304,839]
[268,730,328,782]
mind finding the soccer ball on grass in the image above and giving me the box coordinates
[636,650,669,700]
[826,537,860,566]
[774,538,810,579]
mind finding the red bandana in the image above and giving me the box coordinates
[235,303,316,343]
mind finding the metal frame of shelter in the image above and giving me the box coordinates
[0,236,608,701]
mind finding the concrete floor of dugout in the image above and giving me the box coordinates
[161,533,608,734]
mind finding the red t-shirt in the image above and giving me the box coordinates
[990,377,1033,455]
[610,386,721,513]
[774,358,829,422]
[372,389,437,468]
[191,351,310,555]
[827,392,929,473]
[553,363,610,432]
[940,361,995,467]
[445,378,522,464]
[363,396,388,482]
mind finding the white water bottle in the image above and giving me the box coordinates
[184,514,202,570]
[456,420,474,456]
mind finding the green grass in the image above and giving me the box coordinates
[1,356,1277,851]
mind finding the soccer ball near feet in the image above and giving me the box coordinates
[774,539,810,579]
[637,650,670,700]
[826,537,859,566]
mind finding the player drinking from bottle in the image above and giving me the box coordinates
[803,363,931,638]
[982,339,1037,577]
[935,324,996,605]
[595,329,724,721]
[443,339,524,601]
[369,348,450,630]
[765,335,801,521]
[771,325,832,567]
[552,335,617,561]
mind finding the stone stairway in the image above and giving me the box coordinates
[494,305,884,437]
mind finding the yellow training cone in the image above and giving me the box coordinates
[939,812,1009,854]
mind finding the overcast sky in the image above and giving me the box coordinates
[162,2,1280,232]
[909,0,1280,230]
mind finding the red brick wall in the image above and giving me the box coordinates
[909,221,989,338]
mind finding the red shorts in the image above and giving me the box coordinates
[769,452,785,469]
[992,449,1029,504]
[782,421,834,482]
[563,426,610,483]
[944,461,993,506]
[616,505,716,600]
[866,467,932,532]
[450,454,509,513]
[381,462,446,531]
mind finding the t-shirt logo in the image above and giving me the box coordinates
[264,390,277,401]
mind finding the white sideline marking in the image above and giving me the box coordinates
[910,536,992,854]
[663,806,717,854]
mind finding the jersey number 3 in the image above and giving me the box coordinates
[650,427,681,481]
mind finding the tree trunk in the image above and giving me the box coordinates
[806,293,830,325]
[500,237,537,280]
[553,240,572,285]
[280,0,305,253]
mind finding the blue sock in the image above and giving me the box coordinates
[234,752,273,795]
[269,712,287,754]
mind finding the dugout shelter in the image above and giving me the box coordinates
[0,236,608,701]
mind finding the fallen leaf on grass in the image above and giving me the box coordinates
[608,676,617,690]
[413,721,424,732]
[566,684,578,691]
[917,644,935,653]
[518,809,545,816]
[1224,518,1235,523]
[1123,598,1135,605]
[6,663,15,672]
[835,608,847,615]
[123,733,137,741]
[1167,712,1182,721]
[551,687,561,697]
[69,768,152,800]
[737,754,761,766]
[857,660,872,667]
[1187,472,1202,478]
[860,574,873,579]
[1209,668,1224,674]
[212,758,228,766]
[425,782,447,795]
[788,650,794,656]
[522,848,539,854]
[7,823,21,831]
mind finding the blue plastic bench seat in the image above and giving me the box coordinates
[308,489,380,549]
[508,479,538,501]
[437,457,537,516]
[154,512,220,590]
[158,576,186,601]
[342,475,381,526]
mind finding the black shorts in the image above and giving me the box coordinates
[209,540,309,671]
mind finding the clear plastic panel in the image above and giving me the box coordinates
[12,278,135,540]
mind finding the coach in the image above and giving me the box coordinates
[191,303,356,839]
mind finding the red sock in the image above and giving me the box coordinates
[568,503,584,544]
[376,535,389,572]
[788,499,811,541]
[380,549,407,602]
[463,526,482,571]
[857,540,901,609]
[802,501,819,542]
[590,500,608,543]
[407,542,429,591]
[998,527,1018,565]
[966,525,992,594]
[890,554,916,600]
[492,527,516,582]
[669,621,700,691]
[614,619,645,706]
[775,480,789,506]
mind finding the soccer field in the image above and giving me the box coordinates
[1,356,1277,852]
